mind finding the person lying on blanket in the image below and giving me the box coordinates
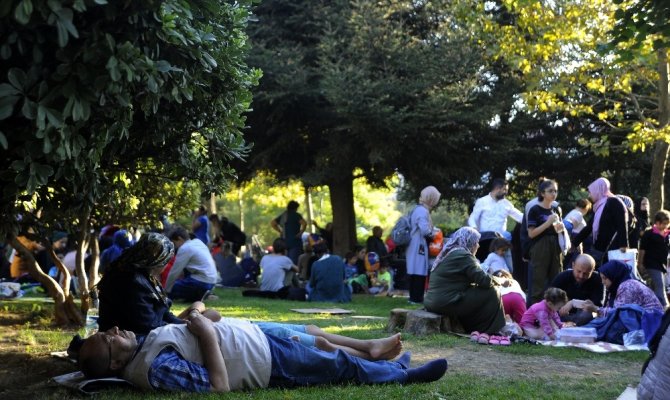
[78,312,448,392]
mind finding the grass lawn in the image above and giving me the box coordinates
[0,287,647,399]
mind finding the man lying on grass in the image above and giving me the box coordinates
[78,310,448,392]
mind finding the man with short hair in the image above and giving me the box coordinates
[259,238,298,292]
[78,314,448,392]
[550,254,604,326]
[468,178,523,240]
[166,227,218,302]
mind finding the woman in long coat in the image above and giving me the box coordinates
[424,227,506,334]
[405,186,441,303]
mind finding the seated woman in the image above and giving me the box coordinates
[424,227,507,342]
[583,260,664,317]
[97,232,220,336]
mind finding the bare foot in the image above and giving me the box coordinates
[377,341,403,360]
[369,333,402,360]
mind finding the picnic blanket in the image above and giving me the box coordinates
[538,339,648,353]
[290,308,353,315]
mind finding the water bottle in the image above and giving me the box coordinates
[84,306,99,338]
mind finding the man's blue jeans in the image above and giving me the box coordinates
[266,333,408,387]
[169,276,214,302]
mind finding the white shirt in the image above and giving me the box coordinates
[564,209,587,233]
[165,239,217,291]
[259,254,294,292]
[468,194,523,233]
[481,252,509,274]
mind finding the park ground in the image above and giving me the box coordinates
[0,288,647,400]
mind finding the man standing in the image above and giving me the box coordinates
[271,200,307,264]
[468,178,523,241]
[192,206,210,245]
[166,227,218,302]
[550,254,604,326]
[468,178,523,270]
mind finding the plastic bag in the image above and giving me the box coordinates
[622,329,646,346]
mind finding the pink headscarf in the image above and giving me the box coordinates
[588,177,614,240]
[419,186,441,209]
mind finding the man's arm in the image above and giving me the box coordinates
[467,199,482,228]
[270,218,281,233]
[298,218,307,238]
[508,203,523,223]
[165,244,190,292]
[187,311,230,392]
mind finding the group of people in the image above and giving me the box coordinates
[76,232,448,393]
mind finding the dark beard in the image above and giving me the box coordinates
[495,194,505,200]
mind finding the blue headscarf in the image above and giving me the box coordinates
[599,260,632,307]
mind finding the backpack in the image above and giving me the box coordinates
[390,207,417,247]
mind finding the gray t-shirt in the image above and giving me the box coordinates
[260,254,294,292]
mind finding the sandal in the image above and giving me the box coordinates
[498,336,511,346]
[488,335,501,346]
[470,331,481,342]
[477,333,490,345]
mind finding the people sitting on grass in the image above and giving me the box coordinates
[368,262,393,297]
[550,254,604,326]
[480,237,512,274]
[423,227,509,344]
[166,227,218,302]
[520,287,570,341]
[344,251,369,294]
[78,313,448,392]
[308,242,351,303]
[492,270,527,324]
[582,260,664,317]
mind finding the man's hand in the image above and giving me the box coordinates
[582,300,598,313]
[186,312,230,392]
[559,301,572,317]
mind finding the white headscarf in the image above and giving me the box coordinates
[419,186,441,209]
[431,227,480,271]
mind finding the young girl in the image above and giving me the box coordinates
[481,238,511,274]
[520,287,569,340]
[639,210,670,308]
[344,251,369,294]
[493,270,527,324]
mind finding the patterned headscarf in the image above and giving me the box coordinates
[599,260,632,307]
[431,227,480,271]
[108,232,174,273]
[419,186,441,209]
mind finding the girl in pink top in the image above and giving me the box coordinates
[520,287,569,340]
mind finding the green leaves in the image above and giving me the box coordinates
[14,0,33,25]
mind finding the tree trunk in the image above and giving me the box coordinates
[328,175,357,256]
[237,188,245,232]
[10,236,82,327]
[304,185,314,234]
[650,49,670,214]
[76,208,93,315]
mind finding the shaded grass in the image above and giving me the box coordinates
[1,287,647,399]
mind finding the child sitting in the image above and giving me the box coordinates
[344,251,369,294]
[519,287,569,340]
[481,238,511,274]
[368,263,392,296]
[492,270,527,324]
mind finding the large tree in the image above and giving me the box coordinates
[243,0,521,254]
[0,0,256,325]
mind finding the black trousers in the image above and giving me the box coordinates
[408,274,426,303]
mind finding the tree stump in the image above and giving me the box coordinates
[440,313,466,334]
[403,310,442,336]
[387,308,411,332]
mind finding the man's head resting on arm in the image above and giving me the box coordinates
[79,327,137,379]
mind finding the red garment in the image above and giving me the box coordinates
[159,256,176,288]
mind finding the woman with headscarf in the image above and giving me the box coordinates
[574,178,629,265]
[583,260,663,318]
[97,232,219,335]
[424,227,507,337]
[405,186,441,303]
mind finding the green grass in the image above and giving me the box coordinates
[4,288,649,399]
